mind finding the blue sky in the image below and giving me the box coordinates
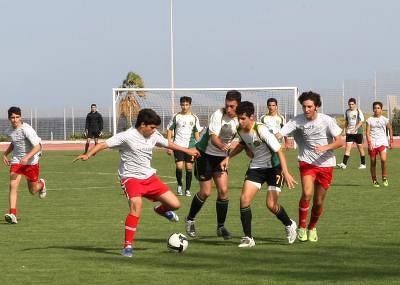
[1,0,399,113]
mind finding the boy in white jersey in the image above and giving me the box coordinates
[2,107,47,224]
[220,101,297,247]
[74,109,199,257]
[337,98,366,169]
[166,96,201,196]
[185,90,241,240]
[260,98,288,148]
[366,101,393,187]
[277,91,344,242]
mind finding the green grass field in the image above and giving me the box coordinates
[0,149,399,285]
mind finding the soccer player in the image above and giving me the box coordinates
[366,101,393,187]
[260,98,288,148]
[2,107,47,224]
[220,101,297,247]
[337,98,366,169]
[84,103,103,154]
[277,91,344,242]
[166,96,201,197]
[74,108,199,258]
[185,90,241,240]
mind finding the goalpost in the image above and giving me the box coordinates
[112,87,300,135]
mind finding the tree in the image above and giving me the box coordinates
[392,107,400,136]
[118,72,145,130]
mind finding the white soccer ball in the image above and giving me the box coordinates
[167,233,189,253]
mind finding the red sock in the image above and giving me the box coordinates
[124,214,139,248]
[154,204,169,215]
[298,199,310,228]
[10,208,17,215]
[308,207,323,230]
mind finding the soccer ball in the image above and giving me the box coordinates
[167,233,189,253]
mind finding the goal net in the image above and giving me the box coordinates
[112,87,300,135]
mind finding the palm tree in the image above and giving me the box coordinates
[118,72,145,129]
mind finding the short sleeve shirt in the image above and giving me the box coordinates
[9,122,42,165]
[167,113,201,147]
[260,114,286,134]
[345,109,364,134]
[106,128,169,179]
[366,116,389,148]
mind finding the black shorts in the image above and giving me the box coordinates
[87,130,101,139]
[244,167,284,189]
[174,150,194,163]
[346,133,363,144]
[194,151,225,181]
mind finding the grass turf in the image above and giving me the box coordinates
[0,149,399,285]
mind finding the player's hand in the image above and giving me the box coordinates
[73,154,89,163]
[20,157,29,165]
[284,173,297,189]
[2,155,10,166]
[187,148,200,158]
[220,158,229,171]
[314,144,326,154]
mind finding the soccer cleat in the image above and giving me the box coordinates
[176,186,184,196]
[216,226,232,240]
[121,246,133,257]
[4,213,18,224]
[238,236,256,248]
[308,228,318,242]
[185,190,192,197]
[382,178,389,187]
[373,180,380,188]
[336,163,347,169]
[39,178,47,199]
[153,206,179,222]
[358,164,367,170]
[185,219,196,237]
[297,227,307,242]
[285,220,297,244]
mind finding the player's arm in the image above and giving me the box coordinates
[167,141,199,158]
[2,143,13,166]
[220,143,245,171]
[314,134,345,153]
[366,122,372,150]
[387,121,394,148]
[210,134,230,152]
[276,149,297,189]
[166,129,174,155]
[20,144,42,165]
[74,142,109,162]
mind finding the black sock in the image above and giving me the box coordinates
[185,170,192,190]
[216,199,229,227]
[176,169,183,186]
[187,193,205,220]
[84,142,89,154]
[240,206,252,237]
[275,205,292,227]
[361,156,366,165]
[343,155,350,165]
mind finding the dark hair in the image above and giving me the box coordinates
[91,104,97,108]
[135,108,161,128]
[267,98,278,105]
[236,101,254,117]
[8,106,21,118]
[298,91,322,107]
[348,98,356,104]
[372,101,383,109]
[180,96,192,104]
[225,90,241,104]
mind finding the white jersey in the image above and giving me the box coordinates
[167,112,201,147]
[366,116,390,148]
[260,114,286,134]
[8,122,42,165]
[196,108,238,157]
[105,128,169,179]
[280,113,342,167]
[237,123,281,169]
[345,109,364,134]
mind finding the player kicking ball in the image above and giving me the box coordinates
[2,107,47,224]
[74,109,199,257]
[220,101,297,247]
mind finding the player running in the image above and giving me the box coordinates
[166,96,201,197]
[74,108,199,257]
[366,101,393,187]
[220,101,297,247]
[277,91,344,242]
[2,107,47,224]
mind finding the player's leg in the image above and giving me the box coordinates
[26,164,46,198]
[338,138,352,168]
[306,184,327,242]
[5,172,22,224]
[238,180,258,247]
[84,137,91,154]
[369,150,379,187]
[297,171,315,241]
[379,148,388,186]
[356,133,366,169]
[214,170,231,239]
[184,156,194,196]
[122,196,143,257]
[174,151,184,195]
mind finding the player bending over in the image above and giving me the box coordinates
[220,101,297,247]
[74,108,199,257]
[2,107,47,224]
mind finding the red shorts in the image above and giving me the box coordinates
[120,175,170,200]
[10,164,40,182]
[368,145,386,158]
[299,161,333,190]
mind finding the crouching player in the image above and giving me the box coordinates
[2,107,47,224]
[220,101,297,247]
[74,109,199,257]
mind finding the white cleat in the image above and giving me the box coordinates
[185,190,192,197]
[285,220,297,244]
[176,186,183,196]
[238,236,256,248]
[39,178,47,199]
[5,213,18,224]
[358,164,366,169]
[185,219,196,237]
[337,163,347,169]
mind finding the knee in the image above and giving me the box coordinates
[266,200,276,212]
[240,195,251,208]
